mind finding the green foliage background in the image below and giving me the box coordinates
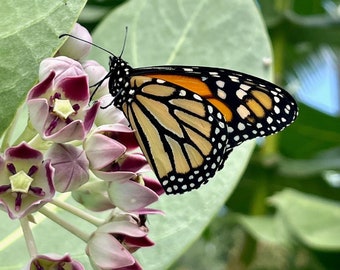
[0,0,339,269]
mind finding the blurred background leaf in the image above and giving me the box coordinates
[0,0,270,269]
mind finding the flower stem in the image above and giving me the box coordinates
[20,216,38,258]
[39,206,91,242]
[51,198,105,226]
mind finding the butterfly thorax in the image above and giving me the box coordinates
[108,56,132,109]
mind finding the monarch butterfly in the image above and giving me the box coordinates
[61,34,298,195]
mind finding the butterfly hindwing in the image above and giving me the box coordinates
[121,75,229,194]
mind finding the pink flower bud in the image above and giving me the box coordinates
[57,23,92,60]
[46,143,89,192]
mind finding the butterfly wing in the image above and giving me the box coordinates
[121,75,230,194]
[114,65,298,195]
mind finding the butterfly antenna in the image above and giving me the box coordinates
[119,26,128,58]
[59,34,115,56]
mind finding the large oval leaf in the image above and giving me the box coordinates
[0,0,272,269]
[90,0,272,269]
[0,0,87,137]
[269,189,340,251]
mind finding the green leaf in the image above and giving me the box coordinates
[278,147,340,177]
[89,0,273,75]
[90,0,273,268]
[0,0,87,138]
[269,188,340,251]
[237,188,340,255]
[237,214,292,246]
[0,0,273,268]
[280,103,340,159]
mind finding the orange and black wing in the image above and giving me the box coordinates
[135,66,298,150]
[112,65,298,195]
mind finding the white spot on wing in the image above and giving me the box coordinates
[228,75,239,82]
[179,90,186,96]
[238,122,246,130]
[267,116,273,124]
[193,93,202,100]
[216,80,225,88]
[240,84,251,90]
[237,105,251,119]
[217,89,227,99]
[236,89,247,99]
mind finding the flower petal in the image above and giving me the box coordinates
[5,142,43,160]
[82,101,101,133]
[92,170,136,182]
[46,144,89,192]
[93,124,139,151]
[97,220,147,237]
[85,133,126,170]
[27,71,55,99]
[23,253,84,270]
[82,60,109,100]
[56,75,89,105]
[119,154,149,173]
[143,176,164,196]
[124,234,154,248]
[43,120,86,143]
[87,232,135,269]
[26,98,50,137]
[108,180,159,212]
[95,96,129,126]
[39,56,85,82]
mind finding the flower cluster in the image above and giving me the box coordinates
[0,23,163,269]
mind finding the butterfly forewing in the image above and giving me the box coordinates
[201,67,298,149]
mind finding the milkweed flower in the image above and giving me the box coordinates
[27,68,100,143]
[0,142,55,219]
[4,22,163,269]
[23,253,84,270]
[86,212,153,270]
[45,143,89,192]
[83,124,162,212]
